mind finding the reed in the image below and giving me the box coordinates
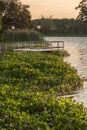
[3,30,44,42]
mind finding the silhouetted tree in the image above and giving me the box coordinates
[76,0,87,22]
[0,0,31,30]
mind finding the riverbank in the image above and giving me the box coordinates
[0,51,83,93]
[0,51,87,129]
[43,34,87,37]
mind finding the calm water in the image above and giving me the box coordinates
[45,37,87,107]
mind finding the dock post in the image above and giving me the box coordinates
[57,42,59,50]
[61,41,64,50]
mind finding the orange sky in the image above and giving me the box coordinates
[21,0,81,19]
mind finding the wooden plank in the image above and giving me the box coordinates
[13,41,65,52]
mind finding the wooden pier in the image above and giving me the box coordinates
[48,41,64,49]
[0,41,65,53]
[14,41,64,52]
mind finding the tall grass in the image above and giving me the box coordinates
[3,30,44,42]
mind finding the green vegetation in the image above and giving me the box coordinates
[0,88,87,130]
[32,18,87,36]
[0,0,31,30]
[2,30,43,42]
[0,51,87,129]
[0,0,87,128]
[0,52,82,93]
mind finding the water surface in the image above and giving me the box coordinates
[45,37,87,107]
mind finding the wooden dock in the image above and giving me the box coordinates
[48,41,64,49]
[14,41,64,52]
[14,48,61,52]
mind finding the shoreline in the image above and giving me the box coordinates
[43,34,87,37]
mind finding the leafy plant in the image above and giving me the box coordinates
[0,85,87,130]
[0,52,83,93]
[0,51,86,130]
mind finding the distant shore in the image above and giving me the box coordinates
[43,34,87,37]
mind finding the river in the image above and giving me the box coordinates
[45,37,87,107]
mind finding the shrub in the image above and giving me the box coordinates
[0,52,83,93]
[0,85,87,130]
[0,52,86,130]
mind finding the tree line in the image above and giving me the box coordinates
[0,0,87,36]
[33,0,87,36]
[32,17,87,36]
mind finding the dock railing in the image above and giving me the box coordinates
[48,41,64,50]
[0,41,65,53]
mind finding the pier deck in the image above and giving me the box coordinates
[14,41,64,52]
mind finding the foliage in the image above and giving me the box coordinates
[32,18,87,35]
[0,52,83,93]
[0,0,31,30]
[33,16,56,33]
[76,0,87,22]
[46,50,70,57]
[3,30,43,42]
[0,85,87,130]
[0,52,86,129]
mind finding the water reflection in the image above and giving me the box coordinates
[73,82,87,107]
[64,42,87,78]
[45,37,87,107]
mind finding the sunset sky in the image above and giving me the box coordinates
[21,0,81,19]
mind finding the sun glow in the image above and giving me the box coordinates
[21,0,81,19]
